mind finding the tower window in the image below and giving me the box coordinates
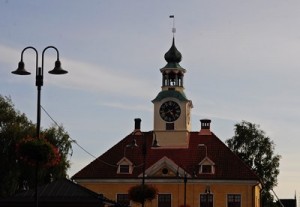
[162,73,168,86]
[166,123,174,130]
[169,72,176,86]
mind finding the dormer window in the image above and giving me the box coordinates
[117,157,133,174]
[199,157,215,174]
[119,165,130,173]
[200,164,214,174]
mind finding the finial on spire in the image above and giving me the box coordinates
[169,15,176,36]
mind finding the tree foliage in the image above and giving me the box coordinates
[226,121,281,205]
[0,95,73,198]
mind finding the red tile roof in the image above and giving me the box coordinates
[72,131,259,181]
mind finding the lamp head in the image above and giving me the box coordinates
[126,139,138,148]
[48,60,68,75]
[152,139,160,148]
[152,135,160,148]
[205,186,211,194]
[11,61,31,75]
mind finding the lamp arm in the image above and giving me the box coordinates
[21,46,38,74]
[42,46,60,73]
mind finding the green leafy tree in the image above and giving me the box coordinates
[0,95,73,198]
[226,121,281,206]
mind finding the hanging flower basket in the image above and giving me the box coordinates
[16,136,61,167]
[128,184,158,204]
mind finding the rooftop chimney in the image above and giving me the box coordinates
[199,119,212,135]
[133,118,142,135]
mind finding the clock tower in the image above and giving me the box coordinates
[152,37,193,148]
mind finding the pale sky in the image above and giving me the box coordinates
[1,0,299,200]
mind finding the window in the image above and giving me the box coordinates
[166,123,174,130]
[117,194,130,206]
[199,158,215,174]
[228,194,241,207]
[201,165,212,173]
[117,157,133,174]
[200,194,213,207]
[162,168,169,175]
[119,165,129,173]
[158,194,171,207]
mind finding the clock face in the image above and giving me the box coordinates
[159,100,181,122]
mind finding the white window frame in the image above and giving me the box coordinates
[227,194,242,207]
[117,157,133,174]
[198,157,215,174]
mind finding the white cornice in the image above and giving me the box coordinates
[74,178,260,185]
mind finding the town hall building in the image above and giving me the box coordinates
[73,34,261,207]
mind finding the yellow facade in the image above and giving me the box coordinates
[77,179,261,207]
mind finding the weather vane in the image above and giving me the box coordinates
[169,15,176,36]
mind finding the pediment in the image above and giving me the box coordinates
[198,157,215,174]
[117,157,134,174]
[117,157,133,165]
[141,156,190,178]
[199,157,215,166]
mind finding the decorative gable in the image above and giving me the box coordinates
[117,157,134,174]
[198,157,215,174]
[143,156,190,178]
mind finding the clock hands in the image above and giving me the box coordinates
[166,108,179,119]
[159,101,181,122]
[165,109,175,119]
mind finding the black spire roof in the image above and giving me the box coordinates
[163,37,183,69]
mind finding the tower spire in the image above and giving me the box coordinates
[169,15,176,37]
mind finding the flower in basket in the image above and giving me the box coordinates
[128,184,158,204]
[16,136,61,167]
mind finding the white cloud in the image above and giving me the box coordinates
[100,101,152,112]
[0,44,156,100]
[46,57,156,99]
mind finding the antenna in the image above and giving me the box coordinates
[169,15,176,36]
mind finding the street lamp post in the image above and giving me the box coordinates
[129,129,147,207]
[12,46,68,139]
[131,131,146,207]
[128,119,160,207]
[11,46,68,207]
[183,173,187,207]
[141,133,146,207]
[198,144,210,207]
